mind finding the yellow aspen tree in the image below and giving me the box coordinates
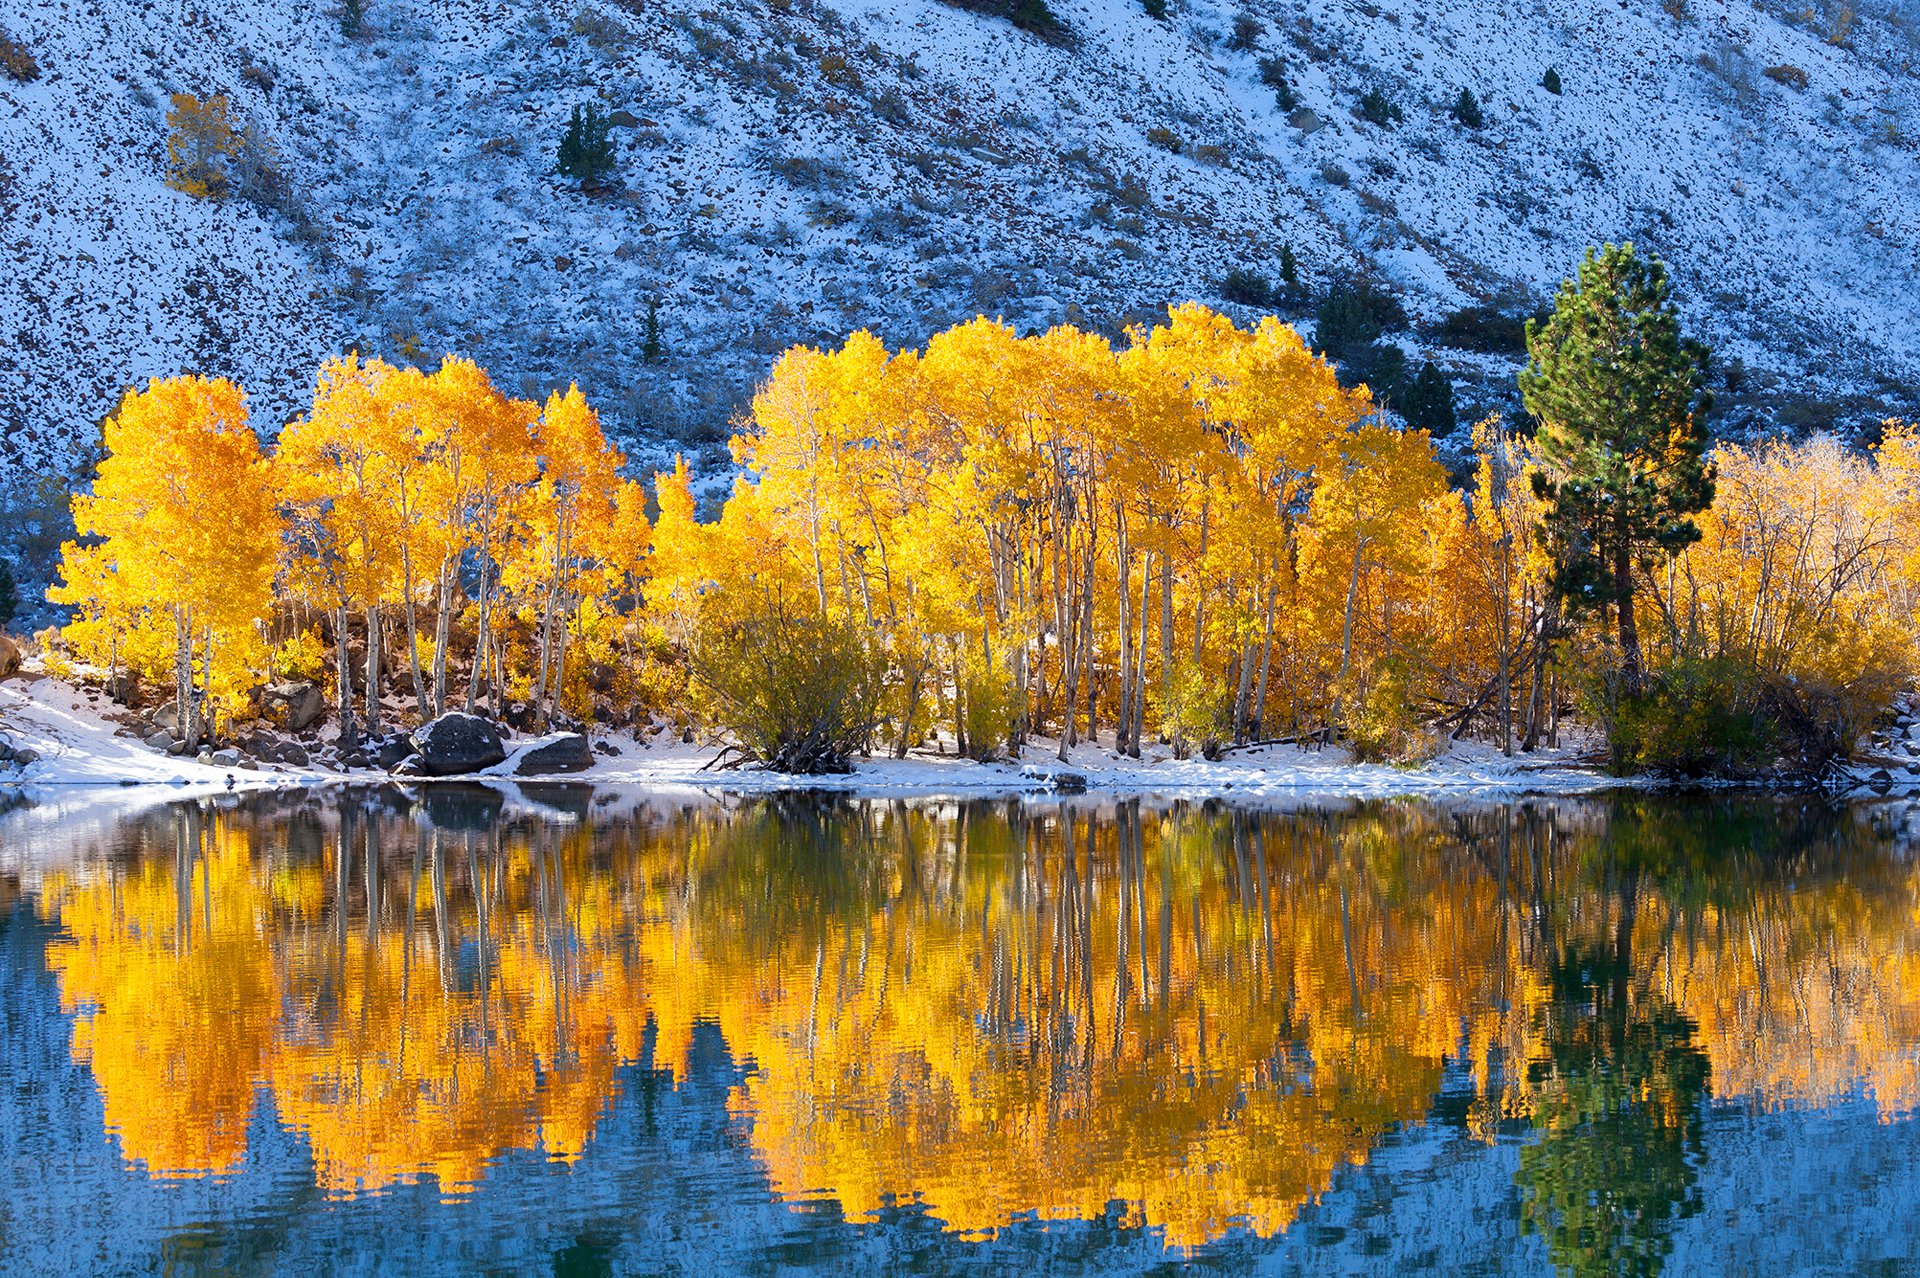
[59,375,278,746]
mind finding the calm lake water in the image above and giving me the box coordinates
[2,786,1919,1276]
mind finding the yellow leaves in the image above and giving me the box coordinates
[60,374,278,643]
[164,93,241,199]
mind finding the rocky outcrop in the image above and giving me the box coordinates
[409,713,506,776]
[0,634,20,680]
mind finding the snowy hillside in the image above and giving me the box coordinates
[2,0,1917,486]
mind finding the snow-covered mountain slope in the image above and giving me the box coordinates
[2,0,1917,484]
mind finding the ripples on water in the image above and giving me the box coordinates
[3,786,1920,1275]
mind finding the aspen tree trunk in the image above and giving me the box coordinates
[174,606,195,745]
[1115,507,1132,756]
[364,603,382,735]
[1080,517,1098,745]
[1232,630,1256,743]
[432,558,454,718]
[401,547,430,719]
[1159,556,1174,736]
[334,603,356,751]
[1253,567,1277,738]
[1130,551,1151,755]
[1497,543,1513,755]
[1329,537,1367,739]
[466,503,493,713]
[1191,501,1209,663]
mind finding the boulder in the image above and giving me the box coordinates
[10,747,39,766]
[143,730,174,751]
[210,748,242,767]
[263,681,327,732]
[512,733,594,775]
[594,739,622,756]
[0,633,20,680]
[1019,767,1089,794]
[409,712,507,776]
[275,741,311,767]
[373,732,417,770]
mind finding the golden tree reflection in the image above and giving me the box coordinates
[30,791,1920,1265]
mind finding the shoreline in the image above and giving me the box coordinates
[3,672,1907,804]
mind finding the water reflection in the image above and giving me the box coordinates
[14,789,1920,1270]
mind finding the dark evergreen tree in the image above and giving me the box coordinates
[1521,244,1714,690]
[558,104,616,185]
[1277,242,1299,289]
[1399,361,1457,436]
[1542,66,1562,94]
[341,0,363,36]
[1356,87,1403,127]
[1138,0,1166,19]
[0,557,17,628]
[1259,57,1299,111]
[1451,87,1485,128]
[643,298,664,364]
[1313,278,1407,360]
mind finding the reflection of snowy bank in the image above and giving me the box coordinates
[1,672,1624,803]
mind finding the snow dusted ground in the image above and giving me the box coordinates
[3,0,1918,494]
[0,669,1622,801]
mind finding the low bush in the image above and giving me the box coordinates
[1346,660,1438,765]
[2,28,41,81]
[1228,13,1263,50]
[957,654,1018,760]
[691,601,887,773]
[1145,125,1183,153]
[1219,267,1275,308]
[938,0,1072,45]
[1591,658,1776,777]
[1763,63,1809,89]
[1425,303,1537,354]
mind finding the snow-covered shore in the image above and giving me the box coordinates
[0,669,1624,801]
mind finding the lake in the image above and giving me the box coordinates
[2,785,1918,1275]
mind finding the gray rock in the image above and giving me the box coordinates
[144,730,174,750]
[512,733,594,775]
[263,681,327,732]
[409,712,507,776]
[274,741,311,767]
[1019,767,1089,794]
[11,747,38,766]
[166,740,189,756]
[210,748,241,767]
[374,733,417,770]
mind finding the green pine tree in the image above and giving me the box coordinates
[1542,66,1562,94]
[0,557,17,627]
[341,0,363,36]
[1399,361,1456,436]
[1138,0,1166,19]
[1277,242,1299,288]
[1451,87,1485,128]
[1521,243,1714,690]
[643,298,664,364]
[557,103,616,185]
